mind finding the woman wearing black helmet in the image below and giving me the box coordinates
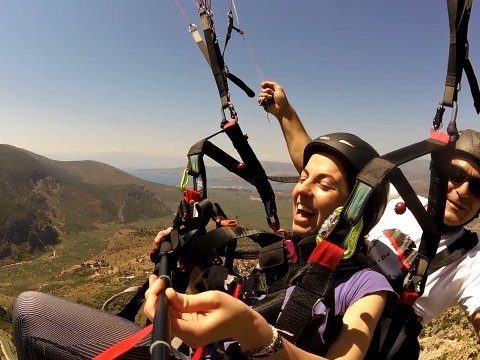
[258,80,480,357]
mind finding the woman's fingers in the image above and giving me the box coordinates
[153,227,173,248]
[165,288,223,313]
[144,275,168,321]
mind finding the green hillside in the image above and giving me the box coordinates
[0,145,177,264]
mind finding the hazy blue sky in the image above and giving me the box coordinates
[1,1,479,169]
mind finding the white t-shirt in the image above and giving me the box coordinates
[365,188,480,324]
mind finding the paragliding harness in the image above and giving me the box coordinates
[94,1,479,359]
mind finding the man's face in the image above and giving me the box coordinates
[444,158,480,226]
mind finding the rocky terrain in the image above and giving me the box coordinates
[418,218,480,359]
[420,306,479,359]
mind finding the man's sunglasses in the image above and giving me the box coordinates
[448,164,480,198]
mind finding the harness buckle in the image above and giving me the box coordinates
[284,239,298,264]
[213,216,238,227]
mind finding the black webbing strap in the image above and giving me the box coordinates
[222,121,280,230]
[389,167,439,245]
[274,240,344,349]
[442,0,479,112]
[353,161,435,242]
[371,138,451,265]
[186,135,280,231]
[116,279,149,321]
[199,6,229,110]
[187,137,256,195]
[182,226,283,264]
[371,141,452,357]
[427,229,478,275]
[380,138,445,166]
[419,145,453,261]
[274,263,337,348]
[464,59,480,113]
[189,23,255,98]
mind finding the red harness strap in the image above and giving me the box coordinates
[308,239,344,270]
[93,324,153,360]
[383,229,411,272]
[400,289,420,305]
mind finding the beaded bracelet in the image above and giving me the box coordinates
[241,325,283,358]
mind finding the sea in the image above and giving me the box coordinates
[124,168,295,191]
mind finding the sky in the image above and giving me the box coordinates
[1,1,480,170]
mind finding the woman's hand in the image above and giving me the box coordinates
[153,227,173,249]
[144,275,273,351]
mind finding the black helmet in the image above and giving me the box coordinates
[304,133,380,190]
[454,129,480,168]
[303,132,388,235]
[448,129,480,226]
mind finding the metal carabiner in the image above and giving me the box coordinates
[447,101,459,141]
[432,104,445,130]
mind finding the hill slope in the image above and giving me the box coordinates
[0,144,176,262]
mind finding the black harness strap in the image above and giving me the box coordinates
[192,2,280,231]
[189,23,255,99]
[337,137,444,241]
[182,226,283,264]
[442,0,478,110]
[199,6,229,110]
[427,229,479,275]
[222,121,280,231]
[186,134,280,231]
[421,145,452,261]
[273,240,344,351]
[464,58,480,113]
[376,229,479,359]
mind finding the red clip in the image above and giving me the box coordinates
[214,217,238,227]
[222,119,238,129]
[284,239,298,264]
[232,283,242,298]
[430,129,450,143]
[184,187,202,202]
[400,289,419,305]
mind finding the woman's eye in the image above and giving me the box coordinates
[317,181,335,191]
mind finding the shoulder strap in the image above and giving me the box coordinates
[375,230,479,358]
[273,240,344,349]
[427,229,479,275]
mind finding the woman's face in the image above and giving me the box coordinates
[291,153,350,238]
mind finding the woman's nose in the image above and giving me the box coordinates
[296,179,313,194]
